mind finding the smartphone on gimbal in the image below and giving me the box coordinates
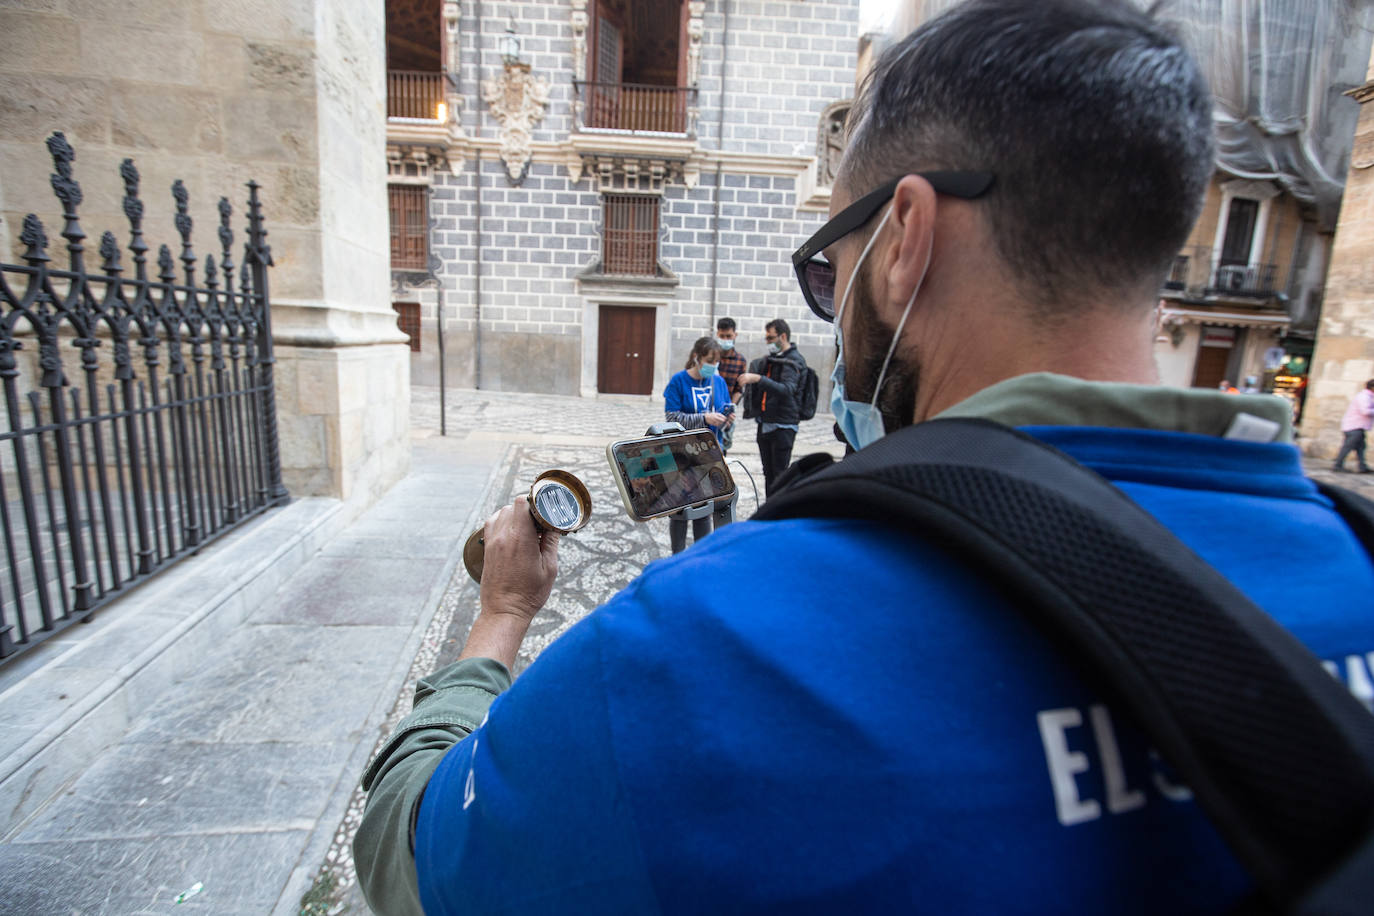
[607,428,736,522]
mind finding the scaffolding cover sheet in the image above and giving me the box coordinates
[880,1,1374,230]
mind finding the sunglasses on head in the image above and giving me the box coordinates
[791,171,995,322]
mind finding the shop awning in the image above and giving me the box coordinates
[1159,306,1291,330]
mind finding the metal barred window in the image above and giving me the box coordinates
[388,185,428,271]
[393,302,421,352]
[602,195,660,276]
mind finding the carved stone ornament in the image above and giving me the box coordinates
[817,99,853,188]
[571,0,589,83]
[483,63,551,183]
[443,1,465,136]
[686,2,706,87]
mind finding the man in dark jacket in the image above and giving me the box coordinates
[739,318,807,495]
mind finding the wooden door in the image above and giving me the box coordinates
[598,305,655,395]
[1192,341,1232,389]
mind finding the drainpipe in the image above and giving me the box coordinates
[429,185,448,436]
[474,0,484,389]
[475,148,483,390]
[708,0,732,329]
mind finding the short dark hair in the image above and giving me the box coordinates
[717,317,736,332]
[766,318,791,339]
[1366,379,1374,391]
[842,0,1214,309]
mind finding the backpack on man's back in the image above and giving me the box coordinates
[796,364,819,421]
[743,353,819,422]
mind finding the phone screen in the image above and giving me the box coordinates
[608,429,735,520]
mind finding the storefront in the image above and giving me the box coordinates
[1154,305,1291,393]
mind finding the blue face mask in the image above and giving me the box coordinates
[699,362,718,378]
[830,205,929,451]
[716,337,734,350]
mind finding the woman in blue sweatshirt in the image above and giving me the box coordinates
[662,337,733,553]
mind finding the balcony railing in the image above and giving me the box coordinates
[388,70,446,121]
[1208,262,1278,298]
[1162,245,1280,300]
[575,81,696,135]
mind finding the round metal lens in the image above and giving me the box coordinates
[533,481,581,530]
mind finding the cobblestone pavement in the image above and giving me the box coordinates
[310,387,1372,914]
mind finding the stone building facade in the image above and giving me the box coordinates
[0,0,409,502]
[385,0,858,400]
[1302,51,1374,455]
[1153,174,1326,409]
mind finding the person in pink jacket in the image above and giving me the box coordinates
[1334,379,1374,472]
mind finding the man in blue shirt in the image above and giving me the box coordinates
[355,2,1374,912]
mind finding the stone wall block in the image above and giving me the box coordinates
[68,0,193,29]
[261,228,324,302]
[0,11,79,74]
[277,411,328,470]
[246,41,316,94]
[295,358,341,417]
[0,74,110,147]
[79,23,204,86]
[110,85,223,153]
[212,0,315,42]
[223,95,318,162]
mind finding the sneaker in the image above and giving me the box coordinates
[1360,468,1373,474]
[1333,466,1348,472]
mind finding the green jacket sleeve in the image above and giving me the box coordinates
[353,656,513,916]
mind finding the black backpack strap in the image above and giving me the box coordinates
[754,418,1374,912]
[1315,481,1374,553]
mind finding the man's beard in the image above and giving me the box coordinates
[842,264,920,434]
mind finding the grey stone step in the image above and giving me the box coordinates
[0,495,350,839]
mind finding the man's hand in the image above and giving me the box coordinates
[460,496,560,669]
[704,411,727,428]
[738,372,761,385]
[480,496,560,620]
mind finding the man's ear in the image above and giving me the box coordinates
[879,174,938,320]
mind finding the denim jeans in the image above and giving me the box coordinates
[1334,428,1369,471]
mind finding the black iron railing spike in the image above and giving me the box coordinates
[158,244,176,283]
[20,214,50,265]
[100,231,121,274]
[172,179,195,283]
[120,158,148,279]
[45,132,85,269]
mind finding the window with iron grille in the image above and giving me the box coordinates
[393,302,421,351]
[389,184,428,270]
[602,194,660,276]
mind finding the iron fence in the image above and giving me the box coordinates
[0,132,288,666]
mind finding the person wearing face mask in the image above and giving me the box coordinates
[356,4,1374,913]
[714,317,747,453]
[662,337,733,552]
[738,318,809,495]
